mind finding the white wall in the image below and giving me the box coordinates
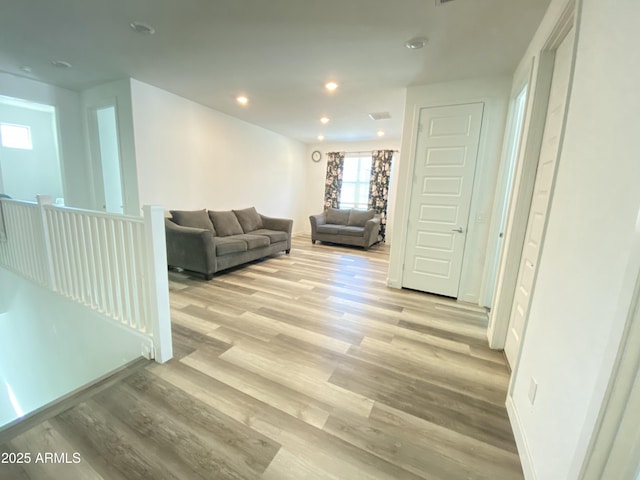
[506,0,640,478]
[130,79,308,233]
[0,73,91,208]
[388,76,511,304]
[303,139,401,239]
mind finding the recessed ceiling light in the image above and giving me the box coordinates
[405,37,428,49]
[325,82,338,91]
[317,135,325,141]
[236,96,249,105]
[51,60,72,69]
[130,21,156,35]
[320,116,330,124]
[377,130,385,137]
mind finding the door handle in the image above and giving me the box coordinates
[451,227,464,233]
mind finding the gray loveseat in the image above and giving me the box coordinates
[165,207,292,279]
[309,208,380,249]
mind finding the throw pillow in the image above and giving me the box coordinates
[348,209,375,227]
[233,207,263,233]
[325,207,350,225]
[170,209,215,233]
[209,210,244,237]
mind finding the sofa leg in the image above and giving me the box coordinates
[285,249,291,254]
[311,239,316,244]
[204,273,214,281]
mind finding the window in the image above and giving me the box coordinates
[0,123,33,150]
[340,155,371,209]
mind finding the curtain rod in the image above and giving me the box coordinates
[326,150,399,155]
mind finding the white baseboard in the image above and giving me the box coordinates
[506,394,537,480]
[386,277,402,288]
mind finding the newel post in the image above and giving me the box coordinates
[36,194,56,291]
[143,205,173,363]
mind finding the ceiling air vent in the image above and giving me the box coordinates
[368,112,391,121]
[435,0,455,5]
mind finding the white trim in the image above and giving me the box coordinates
[507,395,536,480]
[480,79,529,308]
[487,0,576,351]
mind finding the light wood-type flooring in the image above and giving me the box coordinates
[1,235,522,479]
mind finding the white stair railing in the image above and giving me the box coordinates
[0,197,172,363]
[0,199,48,287]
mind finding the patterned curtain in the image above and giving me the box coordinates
[323,152,345,209]
[368,150,394,242]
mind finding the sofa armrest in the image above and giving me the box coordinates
[363,217,381,248]
[259,214,293,250]
[165,218,217,274]
[309,213,326,242]
[309,213,326,227]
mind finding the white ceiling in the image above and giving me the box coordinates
[0,0,550,144]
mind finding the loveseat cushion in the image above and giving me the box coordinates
[251,229,289,243]
[209,210,244,237]
[170,209,215,233]
[325,208,350,225]
[340,226,366,237]
[233,207,263,233]
[316,224,342,235]
[348,209,375,227]
[235,234,270,249]
[214,237,247,256]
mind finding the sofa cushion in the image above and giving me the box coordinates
[340,226,366,237]
[316,224,342,235]
[251,229,289,244]
[214,237,247,256]
[209,210,244,237]
[348,209,375,227]
[170,209,215,233]
[233,207,263,233]
[235,234,270,249]
[325,208,350,225]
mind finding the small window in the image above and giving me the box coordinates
[0,123,33,150]
[340,155,371,210]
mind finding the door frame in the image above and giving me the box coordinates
[479,75,531,308]
[86,98,124,213]
[487,0,577,351]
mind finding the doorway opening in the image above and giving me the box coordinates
[88,104,124,214]
[481,84,529,308]
[0,96,64,203]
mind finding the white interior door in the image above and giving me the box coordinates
[504,28,575,366]
[402,102,484,297]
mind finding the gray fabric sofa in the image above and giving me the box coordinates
[165,207,292,279]
[309,208,380,249]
